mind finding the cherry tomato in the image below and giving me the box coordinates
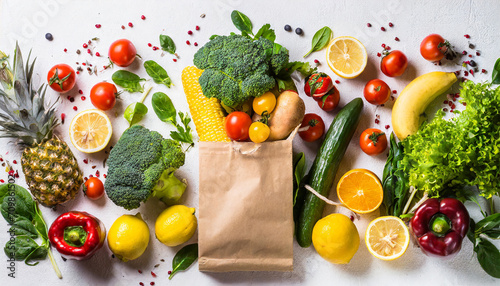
[253,91,276,115]
[359,128,388,155]
[317,87,340,111]
[363,79,391,105]
[84,177,105,200]
[225,111,252,141]
[47,64,76,93]
[420,34,448,62]
[108,39,137,67]
[304,73,332,98]
[299,113,325,142]
[381,50,408,77]
[249,122,270,143]
[90,82,117,110]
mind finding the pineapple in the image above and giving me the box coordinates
[0,44,82,207]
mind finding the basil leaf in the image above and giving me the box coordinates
[1,184,35,224]
[159,34,176,54]
[231,10,253,35]
[304,26,332,58]
[112,70,145,93]
[170,112,193,145]
[476,213,500,233]
[254,24,275,42]
[152,92,176,124]
[124,102,148,126]
[144,60,172,87]
[476,239,500,278]
[467,218,476,246]
[169,243,198,280]
[9,218,38,238]
[484,229,500,239]
[492,58,500,84]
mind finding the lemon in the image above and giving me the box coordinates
[155,205,197,247]
[365,216,410,261]
[69,109,112,153]
[337,169,383,214]
[312,213,360,264]
[107,213,150,262]
[326,36,367,79]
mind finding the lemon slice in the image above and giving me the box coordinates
[69,109,112,153]
[337,169,383,214]
[365,216,410,261]
[326,36,367,79]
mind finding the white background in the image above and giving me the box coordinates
[0,0,499,285]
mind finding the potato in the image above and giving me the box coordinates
[267,90,305,141]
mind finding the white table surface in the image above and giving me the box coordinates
[1,0,499,285]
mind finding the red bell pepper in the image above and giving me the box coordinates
[410,198,469,257]
[48,211,106,260]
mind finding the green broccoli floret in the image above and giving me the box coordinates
[104,125,186,210]
[194,34,276,108]
[270,45,289,75]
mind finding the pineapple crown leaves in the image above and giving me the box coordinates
[0,43,59,147]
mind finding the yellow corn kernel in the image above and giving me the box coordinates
[182,66,230,142]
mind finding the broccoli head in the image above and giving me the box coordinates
[193,34,276,108]
[104,125,186,210]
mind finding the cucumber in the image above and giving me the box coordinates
[296,98,363,247]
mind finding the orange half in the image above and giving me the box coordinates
[337,169,383,213]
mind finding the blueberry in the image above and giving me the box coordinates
[45,33,53,41]
[295,27,303,35]
[284,25,291,32]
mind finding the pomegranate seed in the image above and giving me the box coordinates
[173,59,177,62]
[468,54,472,58]
[388,22,394,27]
[73,106,78,111]
[89,174,93,178]
[95,24,101,28]
[314,59,319,64]
[335,80,340,84]
[64,48,67,52]
[381,44,386,48]
[150,283,155,286]
[481,69,487,73]
[395,37,400,41]
[385,125,390,129]
[366,23,372,27]
[152,47,157,51]
[83,43,88,48]
[462,51,467,55]
[76,71,80,74]
[81,96,86,101]
[69,97,75,102]
[82,62,86,66]
[376,114,380,119]
[464,71,469,76]
[450,109,454,113]
[168,271,172,275]
[377,52,381,57]
[443,108,448,112]
[128,22,133,27]
[15,171,19,178]
[96,170,100,177]
[391,96,395,101]
[194,42,198,47]
[140,283,144,286]
[381,27,386,31]
[392,90,397,94]
[12,160,17,164]
[79,89,83,94]
[469,69,474,76]
[386,46,391,51]
[196,25,200,30]
[148,43,152,47]
[141,15,146,20]
[0,180,4,183]
[83,159,88,164]
[443,100,448,104]
[375,119,380,124]
[476,51,481,56]
[462,102,467,106]
[96,52,100,57]
[61,113,66,124]
[8,170,14,176]
[138,270,142,274]
[103,174,107,178]
[121,25,125,29]
[151,271,156,278]
[350,215,354,221]
[454,93,460,98]
[451,104,456,109]
[186,40,191,45]
[188,30,193,35]
[464,34,470,39]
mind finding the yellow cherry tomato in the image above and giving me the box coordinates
[249,122,270,143]
[253,91,276,115]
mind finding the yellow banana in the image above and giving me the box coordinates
[392,71,457,140]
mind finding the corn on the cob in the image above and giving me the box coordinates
[182,66,230,142]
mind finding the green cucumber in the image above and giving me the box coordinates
[296,98,363,247]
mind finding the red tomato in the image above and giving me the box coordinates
[299,113,325,142]
[317,87,340,111]
[84,177,105,200]
[47,64,76,93]
[381,50,408,77]
[90,82,117,110]
[225,111,252,141]
[108,39,137,67]
[363,79,391,105]
[420,34,448,62]
[359,128,388,155]
[304,73,332,98]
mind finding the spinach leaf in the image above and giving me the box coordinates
[293,152,306,207]
[9,218,38,238]
[254,24,275,42]
[231,10,253,35]
[4,235,42,261]
[144,61,172,87]
[169,243,198,280]
[124,102,148,126]
[492,58,500,84]
[304,26,332,58]
[1,184,35,224]
[159,35,176,54]
[152,92,176,124]
[112,70,145,93]
[484,229,500,239]
[476,239,500,278]
[475,213,500,233]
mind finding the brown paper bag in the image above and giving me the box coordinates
[198,138,294,272]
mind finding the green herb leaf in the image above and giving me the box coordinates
[484,229,500,239]
[9,218,38,238]
[476,239,500,278]
[304,26,332,58]
[1,184,35,224]
[124,102,148,126]
[231,10,253,35]
[467,218,476,246]
[209,34,219,40]
[293,152,306,207]
[169,243,198,280]
[151,92,176,124]
[475,213,500,234]
[4,235,46,262]
[33,203,48,240]
[144,60,172,87]
[112,70,145,93]
[254,24,275,42]
[170,112,194,146]
[492,58,500,84]
[159,35,176,54]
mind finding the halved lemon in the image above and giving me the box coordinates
[326,36,367,79]
[365,216,410,261]
[69,109,112,153]
[337,169,383,214]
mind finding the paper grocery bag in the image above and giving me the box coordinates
[198,139,294,272]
